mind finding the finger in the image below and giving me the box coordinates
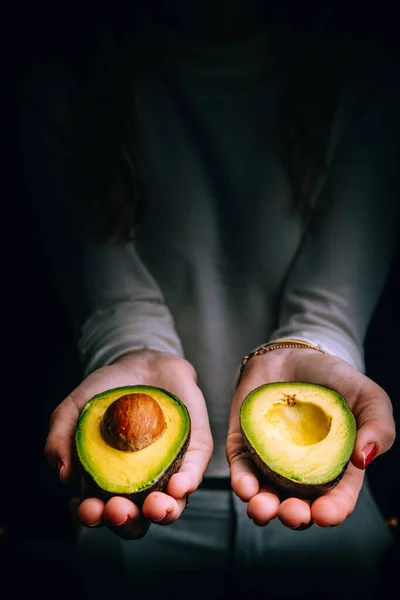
[142,491,189,525]
[166,426,213,499]
[277,497,313,529]
[247,488,281,525]
[155,376,212,498]
[226,432,260,501]
[311,462,365,527]
[44,395,81,484]
[350,383,396,470]
[102,496,151,540]
[77,497,105,527]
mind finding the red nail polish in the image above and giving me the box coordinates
[362,443,377,469]
[57,459,64,473]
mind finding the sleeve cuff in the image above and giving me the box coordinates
[78,302,184,376]
[267,330,364,373]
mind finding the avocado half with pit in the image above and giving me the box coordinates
[75,385,191,503]
[240,382,356,499]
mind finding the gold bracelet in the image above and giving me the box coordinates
[236,339,326,388]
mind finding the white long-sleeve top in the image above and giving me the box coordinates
[19,17,400,476]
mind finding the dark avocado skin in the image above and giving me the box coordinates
[241,427,348,501]
[75,433,190,506]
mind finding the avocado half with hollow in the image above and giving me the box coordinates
[75,385,191,503]
[240,382,356,499]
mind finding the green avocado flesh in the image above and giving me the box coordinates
[240,382,356,496]
[76,385,190,496]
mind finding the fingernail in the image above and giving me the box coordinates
[292,521,313,531]
[114,516,131,527]
[86,519,102,528]
[152,512,167,523]
[57,460,65,482]
[362,443,377,469]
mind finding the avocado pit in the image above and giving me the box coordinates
[101,392,167,452]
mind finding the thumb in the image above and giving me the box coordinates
[351,384,396,470]
[44,394,81,485]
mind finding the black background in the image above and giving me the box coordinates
[3,1,400,597]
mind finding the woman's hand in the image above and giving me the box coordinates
[226,348,395,529]
[44,349,213,540]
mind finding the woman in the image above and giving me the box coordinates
[18,1,399,598]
